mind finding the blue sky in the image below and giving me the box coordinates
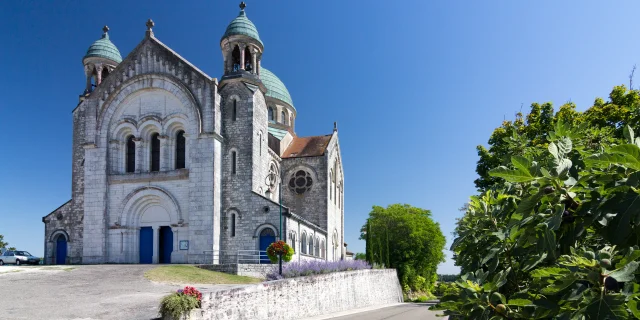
[1,1,639,274]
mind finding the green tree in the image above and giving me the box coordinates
[434,86,640,319]
[0,234,7,249]
[7,247,16,251]
[360,204,446,293]
[354,252,366,260]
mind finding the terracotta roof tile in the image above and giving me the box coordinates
[282,134,332,158]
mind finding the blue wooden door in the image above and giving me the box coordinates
[259,229,276,263]
[139,227,153,264]
[55,236,67,265]
[159,227,173,264]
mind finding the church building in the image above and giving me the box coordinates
[42,3,345,265]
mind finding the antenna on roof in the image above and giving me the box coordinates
[333,122,338,132]
[240,1,246,10]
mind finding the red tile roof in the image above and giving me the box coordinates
[282,134,332,158]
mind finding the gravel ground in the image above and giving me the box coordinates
[0,265,243,320]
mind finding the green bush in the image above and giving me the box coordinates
[158,293,199,320]
[433,282,461,297]
[432,108,640,318]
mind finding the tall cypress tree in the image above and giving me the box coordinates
[365,219,372,263]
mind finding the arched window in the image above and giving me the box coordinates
[232,100,237,121]
[281,111,286,124]
[231,213,236,237]
[126,136,136,173]
[315,237,320,256]
[321,240,325,259]
[231,151,237,174]
[150,133,160,172]
[232,45,241,71]
[176,131,186,169]
[329,170,333,200]
[101,67,109,81]
[258,131,262,155]
[289,115,292,126]
[308,235,313,256]
[244,47,253,71]
[268,107,274,122]
[301,233,307,254]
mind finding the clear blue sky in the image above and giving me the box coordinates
[1,1,639,274]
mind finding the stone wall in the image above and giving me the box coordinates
[199,264,274,279]
[191,269,403,320]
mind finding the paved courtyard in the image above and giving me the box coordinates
[0,264,241,320]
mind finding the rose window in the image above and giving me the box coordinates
[289,170,313,194]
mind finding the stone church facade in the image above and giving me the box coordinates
[42,4,345,265]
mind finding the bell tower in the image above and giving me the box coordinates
[81,26,122,95]
[220,2,264,78]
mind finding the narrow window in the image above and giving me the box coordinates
[268,107,274,122]
[308,235,313,256]
[232,100,237,121]
[258,132,262,155]
[315,238,320,256]
[232,151,237,174]
[176,131,186,169]
[301,234,307,254]
[232,45,241,71]
[126,136,136,173]
[150,133,160,172]
[231,213,236,237]
[281,111,285,124]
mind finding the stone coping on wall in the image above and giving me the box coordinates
[186,269,403,320]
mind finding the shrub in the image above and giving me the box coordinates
[431,122,640,319]
[266,240,294,263]
[158,286,202,320]
[266,259,371,280]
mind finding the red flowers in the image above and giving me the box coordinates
[266,240,294,263]
[179,286,202,302]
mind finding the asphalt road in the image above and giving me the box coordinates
[329,303,444,320]
[0,265,240,320]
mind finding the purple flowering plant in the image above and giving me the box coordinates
[266,259,371,280]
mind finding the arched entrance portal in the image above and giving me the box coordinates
[138,205,172,264]
[259,228,276,264]
[55,235,67,265]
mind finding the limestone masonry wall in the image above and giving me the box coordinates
[192,269,403,320]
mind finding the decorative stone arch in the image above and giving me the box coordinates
[164,114,189,137]
[97,73,203,148]
[253,223,278,239]
[138,119,162,141]
[226,94,241,120]
[49,229,70,242]
[120,186,182,227]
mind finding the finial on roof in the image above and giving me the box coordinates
[334,122,338,132]
[102,25,110,39]
[146,19,155,37]
[239,1,246,10]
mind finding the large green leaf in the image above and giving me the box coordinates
[629,299,640,319]
[603,190,640,245]
[489,166,535,182]
[516,190,544,215]
[624,125,635,144]
[511,155,532,173]
[507,298,533,306]
[607,261,639,282]
[530,267,570,278]
[585,153,640,170]
[541,274,576,295]
[543,228,557,260]
[612,144,640,161]
[584,294,628,320]
[558,137,573,156]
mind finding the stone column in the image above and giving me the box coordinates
[152,226,160,264]
[239,44,246,70]
[133,138,143,173]
[84,65,93,92]
[95,64,103,85]
[159,135,169,171]
[109,140,120,173]
[251,49,257,74]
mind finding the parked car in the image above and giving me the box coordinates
[0,250,40,265]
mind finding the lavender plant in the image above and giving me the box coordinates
[266,259,372,280]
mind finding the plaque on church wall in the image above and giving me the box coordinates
[179,240,189,250]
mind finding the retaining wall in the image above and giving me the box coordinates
[191,269,403,320]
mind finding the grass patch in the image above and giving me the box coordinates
[0,270,23,274]
[63,267,75,272]
[145,265,261,285]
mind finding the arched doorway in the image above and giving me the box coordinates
[55,235,67,265]
[259,228,275,264]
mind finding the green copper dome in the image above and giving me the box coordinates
[83,27,122,63]
[222,9,263,45]
[260,68,294,108]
